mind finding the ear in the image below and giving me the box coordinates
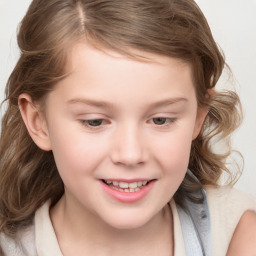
[19,93,52,151]
[192,89,215,140]
[192,106,208,140]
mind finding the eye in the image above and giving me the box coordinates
[87,119,104,127]
[80,119,106,127]
[151,117,175,126]
[152,117,168,125]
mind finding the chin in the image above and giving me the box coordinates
[102,212,155,231]
[109,221,148,231]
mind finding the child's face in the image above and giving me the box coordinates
[35,43,206,229]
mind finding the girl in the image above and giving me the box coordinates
[0,0,255,255]
[227,211,256,255]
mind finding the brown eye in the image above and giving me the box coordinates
[152,117,168,125]
[80,119,106,128]
[87,119,104,126]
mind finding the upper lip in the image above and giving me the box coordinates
[101,178,153,182]
[101,179,155,189]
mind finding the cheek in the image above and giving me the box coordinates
[150,133,192,205]
[48,124,107,178]
[155,133,192,198]
[153,128,193,172]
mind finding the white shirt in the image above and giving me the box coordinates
[1,186,256,256]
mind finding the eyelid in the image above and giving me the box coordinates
[79,118,111,130]
[148,116,177,127]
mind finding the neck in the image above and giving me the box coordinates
[50,195,174,256]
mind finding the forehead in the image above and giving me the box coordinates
[65,42,193,80]
[51,42,195,103]
[43,41,198,118]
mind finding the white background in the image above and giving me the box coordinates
[0,0,255,196]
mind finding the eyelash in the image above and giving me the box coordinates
[79,119,107,129]
[149,117,177,127]
[79,117,176,130]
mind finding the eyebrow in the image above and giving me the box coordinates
[67,98,114,108]
[67,97,188,108]
[148,97,188,108]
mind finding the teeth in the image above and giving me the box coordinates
[105,180,149,191]
[137,181,143,187]
[119,182,129,189]
[129,182,138,189]
[114,187,141,193]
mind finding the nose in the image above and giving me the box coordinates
[110,125,148,167]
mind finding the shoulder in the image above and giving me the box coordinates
[205,185,256,212]
[204,186,256,255]
[206,185,256,224]
[227,210,256,255]
[206,185,256,200]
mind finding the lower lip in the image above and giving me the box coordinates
[100,180,155,203]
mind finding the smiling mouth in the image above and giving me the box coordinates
[102,180,151,193]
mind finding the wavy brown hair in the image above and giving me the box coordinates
[0,0,241,238]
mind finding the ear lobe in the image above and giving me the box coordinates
[19,93,52,151]
[192,106,208,140]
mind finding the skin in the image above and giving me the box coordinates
[19,43,208,256]
[227,210,256,256]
